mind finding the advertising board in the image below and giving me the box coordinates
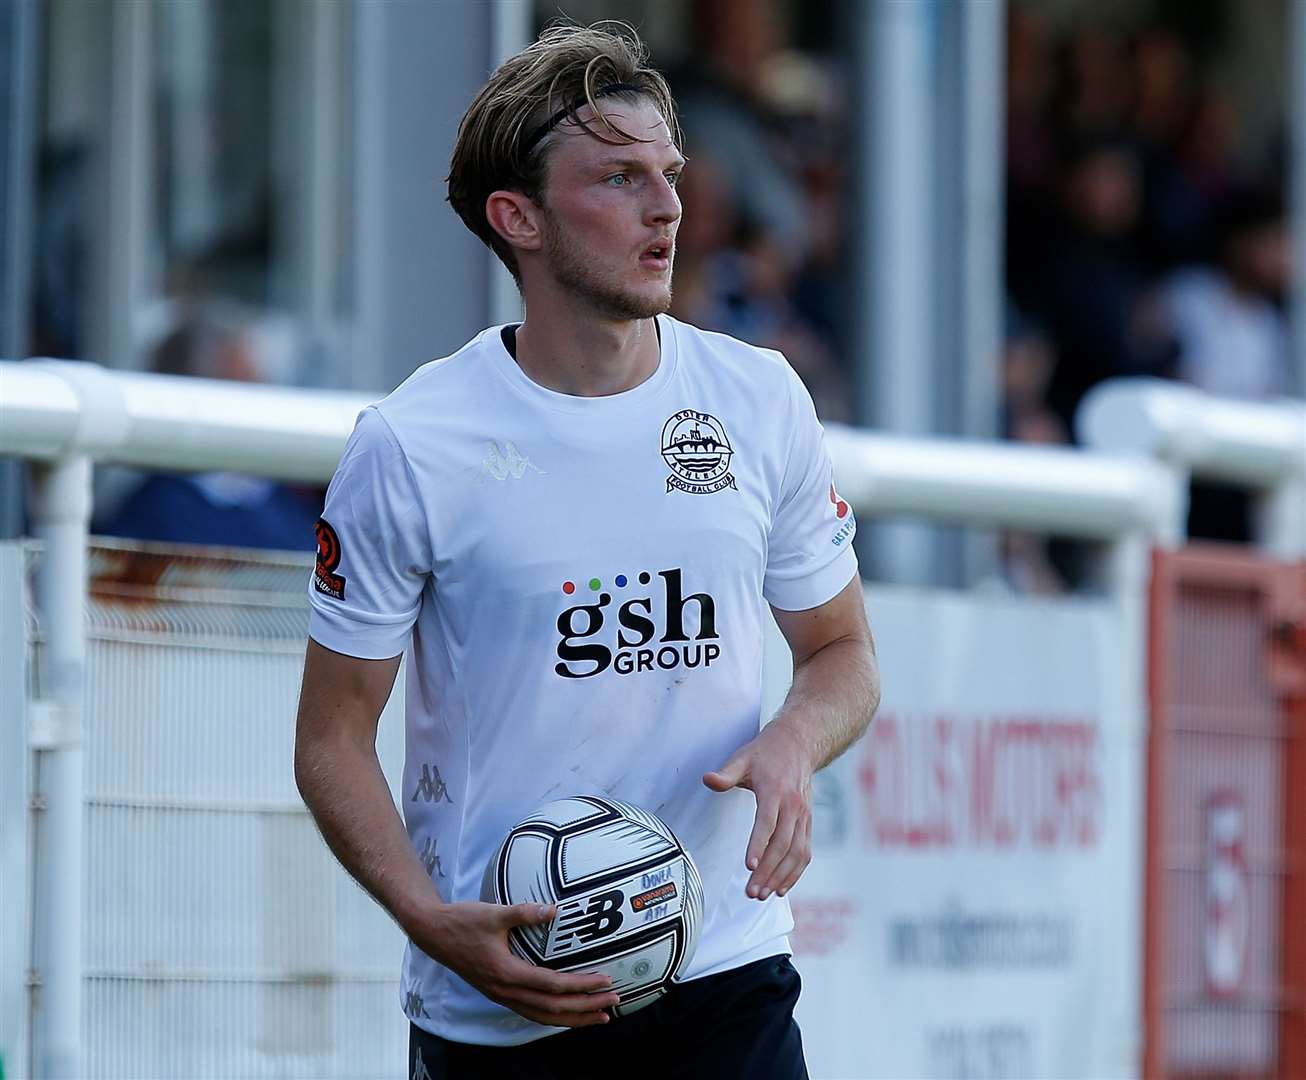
[775,586,1143,1079]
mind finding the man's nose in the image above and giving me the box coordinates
[646,175,682,226]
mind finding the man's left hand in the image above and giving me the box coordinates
[703,718,815,901]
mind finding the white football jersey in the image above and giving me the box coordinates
[307,314,858,1045]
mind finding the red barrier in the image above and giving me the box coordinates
[1146,547,1306,1079]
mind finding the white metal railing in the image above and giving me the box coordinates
[825,425,1180,542]
[1078,378,1306,557]
[0,357,1184,1078]
[1,359,374,481]
[1,359,1187,542]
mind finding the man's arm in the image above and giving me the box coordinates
[703,575,880,901]
[294,638,618,1027]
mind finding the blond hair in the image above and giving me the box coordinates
[447,21,682,285]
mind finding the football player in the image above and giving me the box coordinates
[295,21,880,1079]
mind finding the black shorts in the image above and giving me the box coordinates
[407,954,809,1080]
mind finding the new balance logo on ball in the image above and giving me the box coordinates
[553,567,722,680]
[553,889,625,949]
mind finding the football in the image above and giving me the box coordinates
[481,795,704,1016]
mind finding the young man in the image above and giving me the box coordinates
[294,23,879,1080]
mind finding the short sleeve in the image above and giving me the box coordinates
[763,363,859,611]
[307,406,432,659]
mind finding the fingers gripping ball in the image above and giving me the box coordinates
[481,796,704,1017]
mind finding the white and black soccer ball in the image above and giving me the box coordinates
[481,795,704,1017]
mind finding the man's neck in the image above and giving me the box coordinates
[512,297,661,398]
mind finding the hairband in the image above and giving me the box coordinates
[521,82,644,154]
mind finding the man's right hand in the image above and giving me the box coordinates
[414,900,619,1028]
[293,643,616,1029]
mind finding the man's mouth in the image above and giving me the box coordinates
[640,240,672,270]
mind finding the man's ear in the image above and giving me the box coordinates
[485,190,544,254]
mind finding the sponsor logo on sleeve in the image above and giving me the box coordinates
[830,483,848,519]
[830,483,856,546]
[313,517,347,600]
[661,409,736,494]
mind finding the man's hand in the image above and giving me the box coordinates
[294,640,633,1029]
[412,900,620,1027]
[702,577,880,903]
[703,719,814,901]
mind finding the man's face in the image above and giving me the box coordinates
[1068,149,1140,237]
[535,99,684,319]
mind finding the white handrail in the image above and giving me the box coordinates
[1077,378,1306,485]
[1,359,376,483]
[1,360,1184,543]
[1077,378,1306,557]
[826,425,1181,543]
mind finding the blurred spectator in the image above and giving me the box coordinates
[1159,189,1292,400]
[1002,3,1296,555]
[1160,189,1292,544]
[1001,308,1065,444]
[667,0,851,420]
[1140,84,1245,270]
[1131,29,1194,150]
[31,142,89,359]
[1006,6,1058,197]
[1055,26,1132,142]
[93,311,322,551]
[760,49,850,358]
[1129,30,1210,270]
[1000,309,1072,594]
[1017,135,1176,427]
[672,150,851,422]
[671,0,809,262]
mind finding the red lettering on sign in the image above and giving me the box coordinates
[856,711,1101,850]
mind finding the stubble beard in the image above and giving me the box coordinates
[542,211,673,321]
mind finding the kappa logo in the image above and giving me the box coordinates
[418,835,448,878]
[661,409,736,494]
[403,986,432,1020]
[480,440,544,482]
[313,518,346,599]
[411,763,453,804]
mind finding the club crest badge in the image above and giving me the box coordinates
[661,410,736,495]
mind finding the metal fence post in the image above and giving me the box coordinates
[26,456,90,1080]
